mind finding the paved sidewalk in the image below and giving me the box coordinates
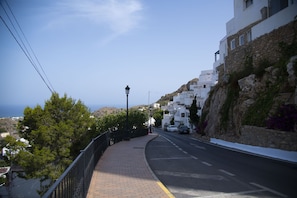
[87,133,174,198]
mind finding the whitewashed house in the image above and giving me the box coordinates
[213,0,297,80]
[162,70,216,130]
[191,70,216,115]
[162,0,297,131]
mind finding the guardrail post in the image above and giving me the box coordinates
[80,149,86,198]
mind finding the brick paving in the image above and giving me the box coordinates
[87,133,174,198]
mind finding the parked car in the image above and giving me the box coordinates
[178,125,190,134]
[166,125,178,132]
[163,123,169,131]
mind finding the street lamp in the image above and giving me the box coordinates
[125,85,130,140]
[149,106,152,133]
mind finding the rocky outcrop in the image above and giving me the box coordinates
[287,56,297,104]
[201,18,297,151]
[203,55,297,151]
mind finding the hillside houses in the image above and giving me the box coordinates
[161,0,297,132]
[161,70,216,130]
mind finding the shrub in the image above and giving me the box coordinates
[266,104,297,132]
[196,120,208,135]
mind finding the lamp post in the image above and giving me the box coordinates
[149,106,152,133]
[125,85,130,140]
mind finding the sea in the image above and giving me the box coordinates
[0,105,27,117]
[0,104,122,118]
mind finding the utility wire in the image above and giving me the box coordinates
[3,0,55,92]
[0,1,55,93]
[0,15,54,93]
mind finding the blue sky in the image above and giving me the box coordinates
[0,0,233,109]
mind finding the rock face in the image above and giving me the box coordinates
[203,86,226,137]
[203,56,297,150]
[201,19,297,151]
[287,56,297,104]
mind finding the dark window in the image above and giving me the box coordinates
[269,0,288,16]
[245,0,253,9]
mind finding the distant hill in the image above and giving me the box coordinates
[92,107,124,117]
[156,78,198,106]
[91,78,199,117]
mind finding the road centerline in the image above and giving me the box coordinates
[202,161,212,166]
[219,169,235,176]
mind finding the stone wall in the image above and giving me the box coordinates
[213,125,297,151]
[240,126,297,151]
[224,20,296,74]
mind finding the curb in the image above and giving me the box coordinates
[144,133,175,198]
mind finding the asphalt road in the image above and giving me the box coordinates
[146,128,297,198]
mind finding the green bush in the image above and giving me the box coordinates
[243,87,276,126]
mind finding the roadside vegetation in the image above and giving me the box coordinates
[1,93,148,195]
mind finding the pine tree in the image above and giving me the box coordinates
[189,96,199,126]
[16,93,95,195]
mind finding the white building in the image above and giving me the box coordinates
[162,0,297,131]
[162,70,216,130]
[213,0,297,79]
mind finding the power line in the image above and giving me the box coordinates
[0,1,55,93]
[0,15,54,93]
[3,0,55,92]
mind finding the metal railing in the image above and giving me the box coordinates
[42,128,148,198]
[42,131,110,198]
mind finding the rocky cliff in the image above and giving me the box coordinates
[198,18,297,151]
[201,32,297,151]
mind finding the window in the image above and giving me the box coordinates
[246,30,252,42]
[244,0,253,9]
[269,0,288,17]
[239,34,245,46]
[230,39,236,50]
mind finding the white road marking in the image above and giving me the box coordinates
[190,155,198,160]
[150,157,193,160]
[198,189,266,197]
[219,169,235,176]
[202,161,212,166]
[195,145,206,150]
[250,182,288,198]
[190,143,206,150]
[155,170,225,181]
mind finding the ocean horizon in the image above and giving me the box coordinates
[0,105,27,117]
[0,104,124,118]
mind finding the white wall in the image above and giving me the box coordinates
[252,2,297,40]
[214,0,297,77]
[227,0,267,36]
[213,36,228,80]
